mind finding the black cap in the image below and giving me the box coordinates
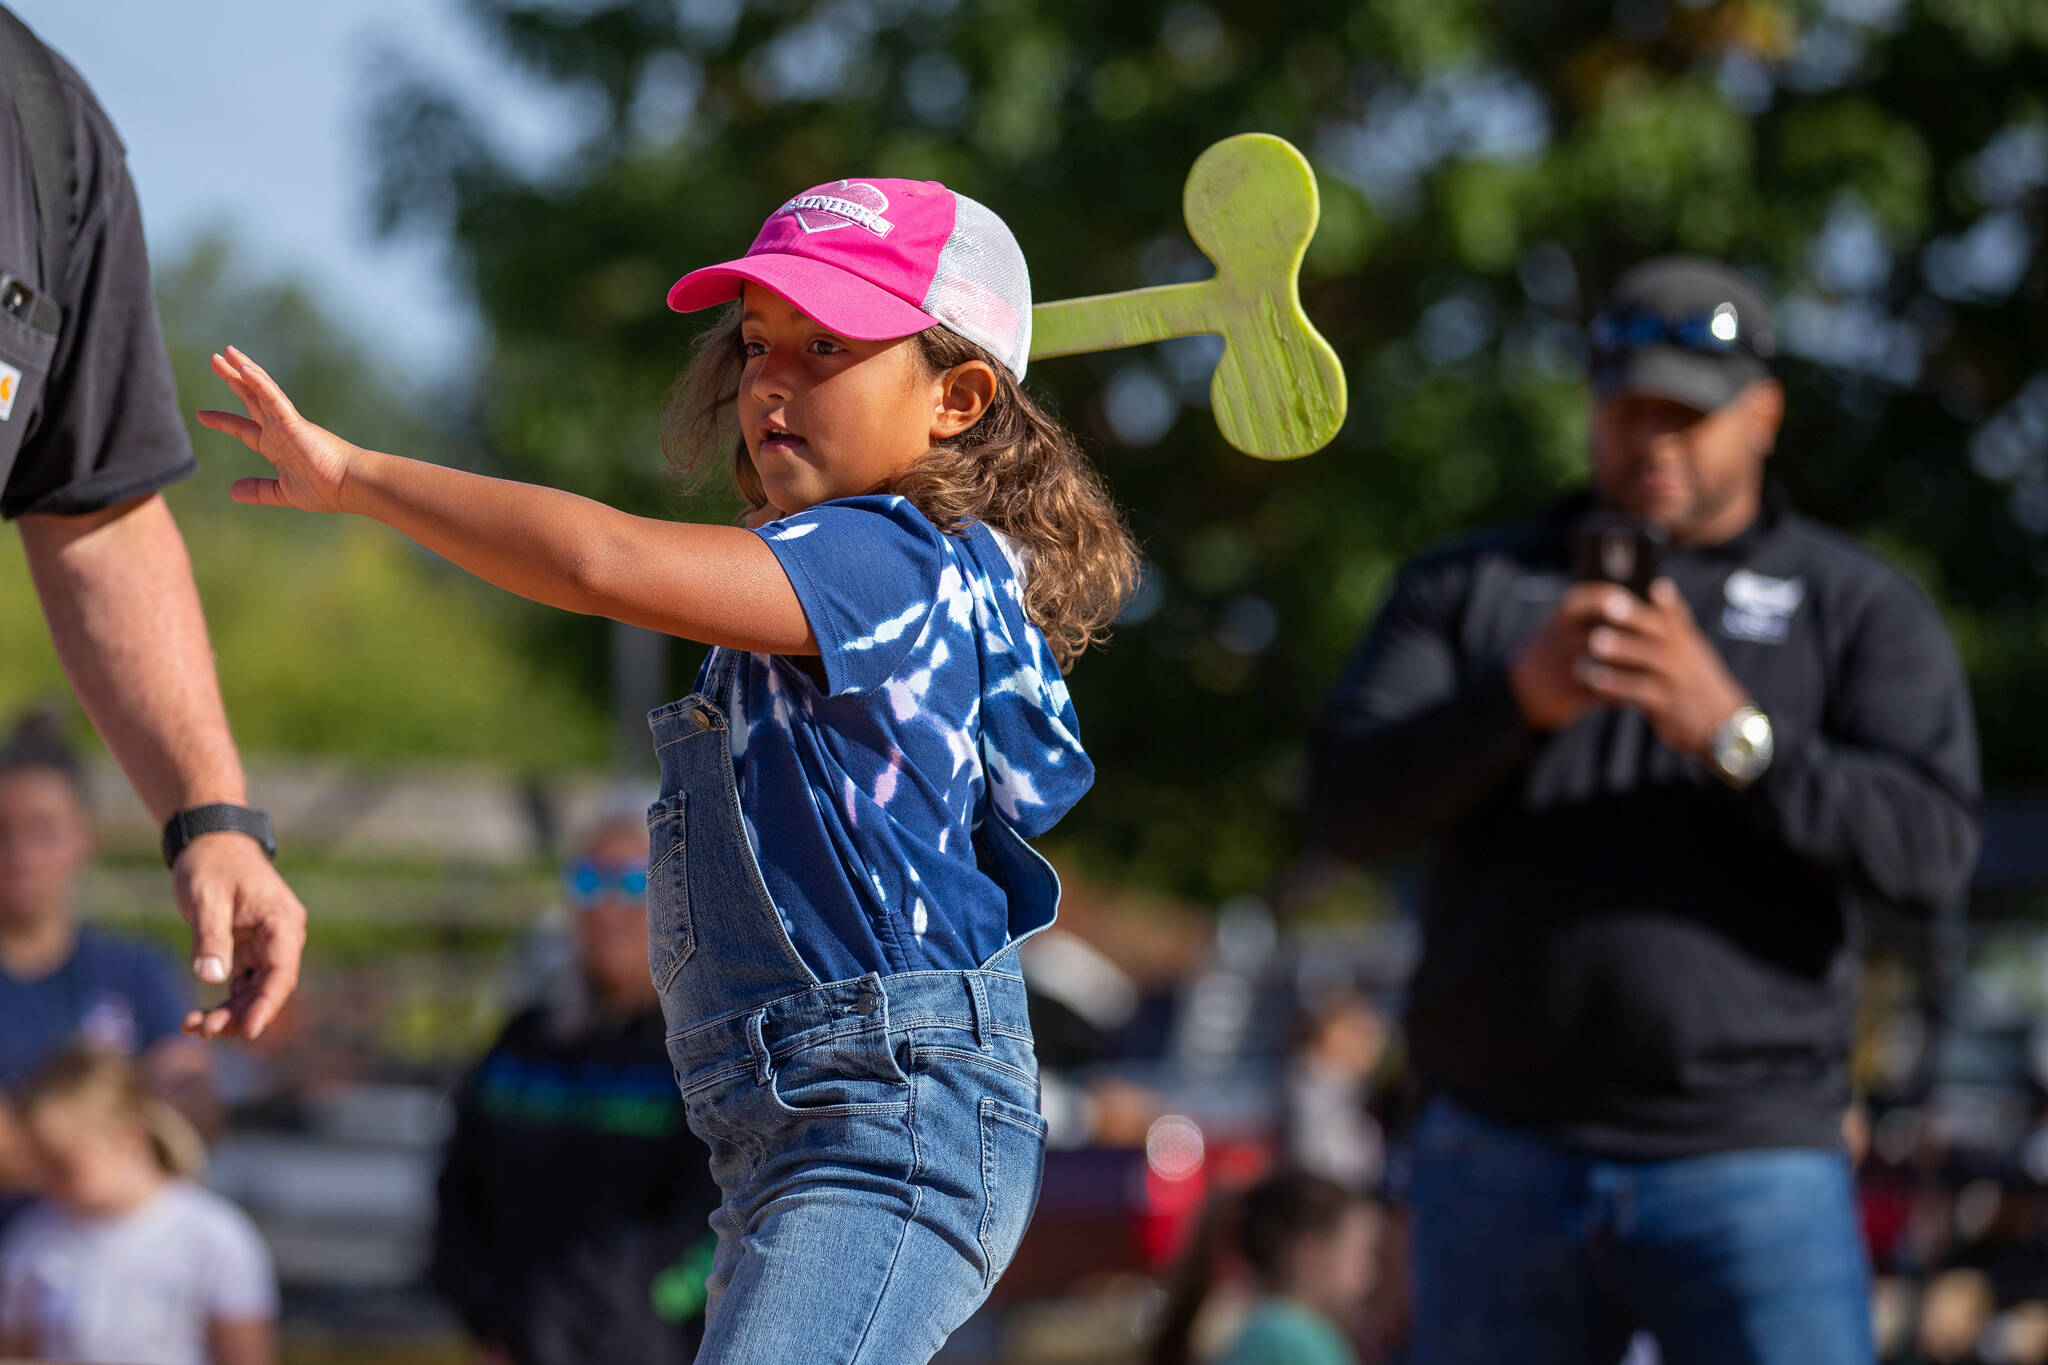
[1590,256,1775,413]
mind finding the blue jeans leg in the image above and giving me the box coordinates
[1608,1149,1873,1365]
[1409,1098,1634,1365]
[1410,1098,1872,1365]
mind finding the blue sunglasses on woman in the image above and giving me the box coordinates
[563,857,649,908]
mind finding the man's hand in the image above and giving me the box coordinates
[173,832,307,1040]
[1575,579,1751,760]
[1508,582,1629,731]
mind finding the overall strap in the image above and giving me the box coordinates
[708,644,744,701]
[0,5,71,303]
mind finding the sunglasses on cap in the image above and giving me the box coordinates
[1588,303,1774,360]
[563,857,649,908]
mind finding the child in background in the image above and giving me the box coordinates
[0,710,221,1228]
[1222,1171,1380,1365]
[1284,992,1389,1194]
[198,177,1139,1362]
[1151,1169,1381,1365]
[0,1046,276,1365]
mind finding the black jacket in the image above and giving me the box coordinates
[431,999,720,1365]
[1310,491,1981,1157]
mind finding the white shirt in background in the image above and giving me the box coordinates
[0,1179,277,1365]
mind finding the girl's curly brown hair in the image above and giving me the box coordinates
[662,304,1141,672]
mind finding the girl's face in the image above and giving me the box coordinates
[0,770,91,934]
[25,1098,161,1217]
[737,285,992,517]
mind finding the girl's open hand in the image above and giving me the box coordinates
[197,347,360,514]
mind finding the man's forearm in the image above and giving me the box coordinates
[1720,581,1984,919]
[1308,668,1533,862]
[1728,734,1981,918]
[19,494,246,822]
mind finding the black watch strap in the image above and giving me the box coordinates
[162,804,276,869]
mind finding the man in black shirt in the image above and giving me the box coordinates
[1310,257,1980,1365]
[0,8,304,1039]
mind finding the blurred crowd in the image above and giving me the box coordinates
[0,685,1411,1365]
[0,710,725,1365]
[0,690,2043,1365]
[0,713,275,1364]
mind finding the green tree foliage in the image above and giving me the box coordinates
[0,236,611,768]
[370,0,2048,901]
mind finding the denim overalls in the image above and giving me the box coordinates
[647,650,1053,1364]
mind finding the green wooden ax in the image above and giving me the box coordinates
[1030,133,1348,460]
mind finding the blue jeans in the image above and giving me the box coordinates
[647,655,1055,1364]
[1410,1096,1874,1365]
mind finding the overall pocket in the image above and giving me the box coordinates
[763,1022,912,1119]
[977,1096,1048,1287]
[646,793,694,989]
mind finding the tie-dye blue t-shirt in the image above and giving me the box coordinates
[697,494,1091,981]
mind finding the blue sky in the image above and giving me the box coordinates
[15,0,589,381]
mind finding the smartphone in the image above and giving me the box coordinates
[1570,513,1668,600]
[0,272,60,337]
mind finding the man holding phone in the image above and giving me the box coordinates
[1310,257,1980,1364]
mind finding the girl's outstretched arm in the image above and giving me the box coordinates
[197,348,816,655]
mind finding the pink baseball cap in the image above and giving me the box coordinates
[667,177,1033,379]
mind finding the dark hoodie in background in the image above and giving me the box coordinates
[1310,491,1981,1157]
[431,997,719,1365]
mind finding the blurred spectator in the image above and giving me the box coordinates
[0,711,215,1217]
[430,813,721,1365]
[1918,1269,1995,1365]
[1990,1300,2048,1365]
[1284,992,1387,1194]
[1022,924,1176,1147]
[1311,257,1982,1364]
[1221,1172,1380,1365]
[1149,1168,1380,1365]
[0,1045,275,1365]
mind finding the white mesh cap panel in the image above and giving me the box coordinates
[921,192,1033,379]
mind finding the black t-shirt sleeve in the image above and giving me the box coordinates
[0,63,194,520]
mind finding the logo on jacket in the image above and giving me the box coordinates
[1720,569,1805,643]
[0,361,19,421]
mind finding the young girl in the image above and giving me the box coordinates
[0,1047,276,1365]
[198,177,1139,1362]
